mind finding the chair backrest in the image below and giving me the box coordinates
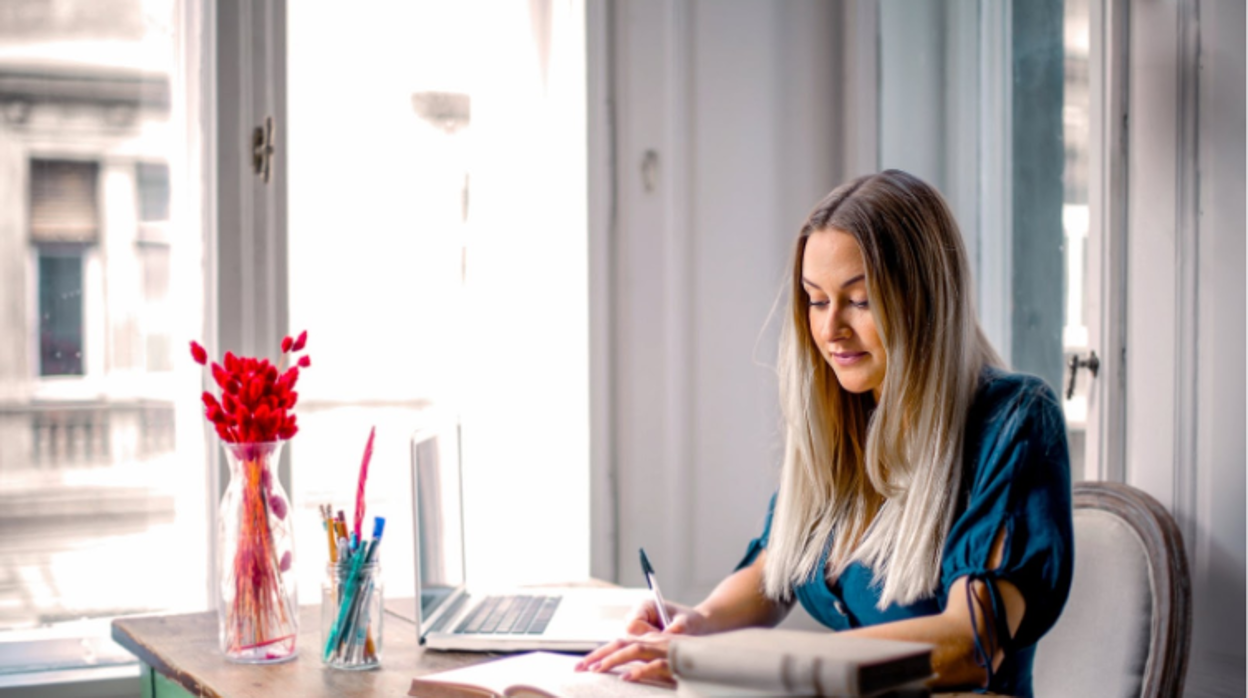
[1032,481,1192,698]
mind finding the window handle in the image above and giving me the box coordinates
[1066,350,1100,401]
[252,115,275,183]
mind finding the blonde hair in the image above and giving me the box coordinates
[763,170,1003,608]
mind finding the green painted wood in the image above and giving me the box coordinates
[152,669,194,698]
[140,664,154,698]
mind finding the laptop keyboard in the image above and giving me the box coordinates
[452,595,562,635]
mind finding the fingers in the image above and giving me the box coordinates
[622,659,675,687]
[625,617,661,635]
[575,634,670,675]
[590,641,668,674]
[667,614,690,634]
[625,600,662,634]
[576,639,627,670]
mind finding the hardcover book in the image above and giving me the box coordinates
[668,628,933,697]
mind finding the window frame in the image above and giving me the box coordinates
[0,0,287,692]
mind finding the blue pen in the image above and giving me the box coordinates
[325,543,369,660]
[365,517,386,562]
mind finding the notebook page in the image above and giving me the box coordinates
[411,651,672,698]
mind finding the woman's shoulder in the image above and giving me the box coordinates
[955,366,1073,533]
[973,366,1064,425]
[964,366,1068,469]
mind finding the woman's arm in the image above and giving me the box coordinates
[576,551,789,682]
[584,527,1026,689]
[847,528,1026,689]
[845,575,1025,689]
[693,550,791,632]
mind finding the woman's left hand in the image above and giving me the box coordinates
[574,631,677,686]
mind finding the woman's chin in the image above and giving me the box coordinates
[832,372,880,397]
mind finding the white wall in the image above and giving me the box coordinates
[1189,1,1245,692]
[1123,2,1245,695]
[605,0,840,615]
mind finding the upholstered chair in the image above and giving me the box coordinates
[1031,481,1192,697]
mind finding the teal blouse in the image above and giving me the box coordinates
[736,368,1074,697]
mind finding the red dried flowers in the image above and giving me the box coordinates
[190,333,310,443]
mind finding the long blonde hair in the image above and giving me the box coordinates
[763,170,1003,608]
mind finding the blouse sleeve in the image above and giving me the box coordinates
[735,492,778,571]
[940,376,1074,651]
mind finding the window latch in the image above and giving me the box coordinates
[1065,350,1100,400]
[252,115,275,183]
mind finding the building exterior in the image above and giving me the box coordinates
[0,0,180,628]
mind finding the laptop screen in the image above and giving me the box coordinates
[411,424,466,636]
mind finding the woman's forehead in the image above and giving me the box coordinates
[802,229,866,283]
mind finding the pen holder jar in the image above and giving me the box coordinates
[321,560,383,670]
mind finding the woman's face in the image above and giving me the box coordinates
[801,228,886,400]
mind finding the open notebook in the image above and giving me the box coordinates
[409,651,672,697]
[407,423,650,652]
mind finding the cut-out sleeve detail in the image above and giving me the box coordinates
[965,571,1009,686]
[940,375,1075,651]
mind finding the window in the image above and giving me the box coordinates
[36,246,86,377]
[139,242,172,372]
[1060,0,1092,475]
[136,162,170,223]
[877,0,1094,476]
[286,0,591,595]
[0,0,208,681]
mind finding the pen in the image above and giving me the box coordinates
[365,517,386,562]
[639,548,672,630]
[325,543,368,660]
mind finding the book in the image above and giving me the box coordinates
[675,677,932,698]
[409,651,675,698]
[668,629,933,697]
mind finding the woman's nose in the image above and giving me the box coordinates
[817,307,849,343]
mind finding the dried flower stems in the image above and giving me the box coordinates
[225,445,296,655]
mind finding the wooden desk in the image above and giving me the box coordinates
[111,601,988,697]
[111,599,479,698]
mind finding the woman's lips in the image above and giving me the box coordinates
[831,351,868,366]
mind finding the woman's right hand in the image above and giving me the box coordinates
[573,600,709,685]
[624,598,708,636]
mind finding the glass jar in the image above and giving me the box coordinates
[218,441,298,663]
[321,559,383,670]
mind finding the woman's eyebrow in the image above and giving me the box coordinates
[802,274,866,292]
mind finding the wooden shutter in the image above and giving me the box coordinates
[30,159,100,243]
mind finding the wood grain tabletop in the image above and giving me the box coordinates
[111,599,994,697]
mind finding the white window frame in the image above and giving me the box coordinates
[1084,0,1129,484]
[0,1,288,694]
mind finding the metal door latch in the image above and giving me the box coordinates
[252,116,275,183]
[1065,350,1100,400]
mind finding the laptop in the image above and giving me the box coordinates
[410,423,652,652]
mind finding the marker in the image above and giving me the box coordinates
[639,548,672,630]
[365,517,386,563]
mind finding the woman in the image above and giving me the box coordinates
[577,170,1073,696]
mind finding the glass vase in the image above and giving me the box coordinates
[217,441,298,663]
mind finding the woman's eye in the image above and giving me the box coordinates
[850,299,869,309]
[807,299,829,308]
